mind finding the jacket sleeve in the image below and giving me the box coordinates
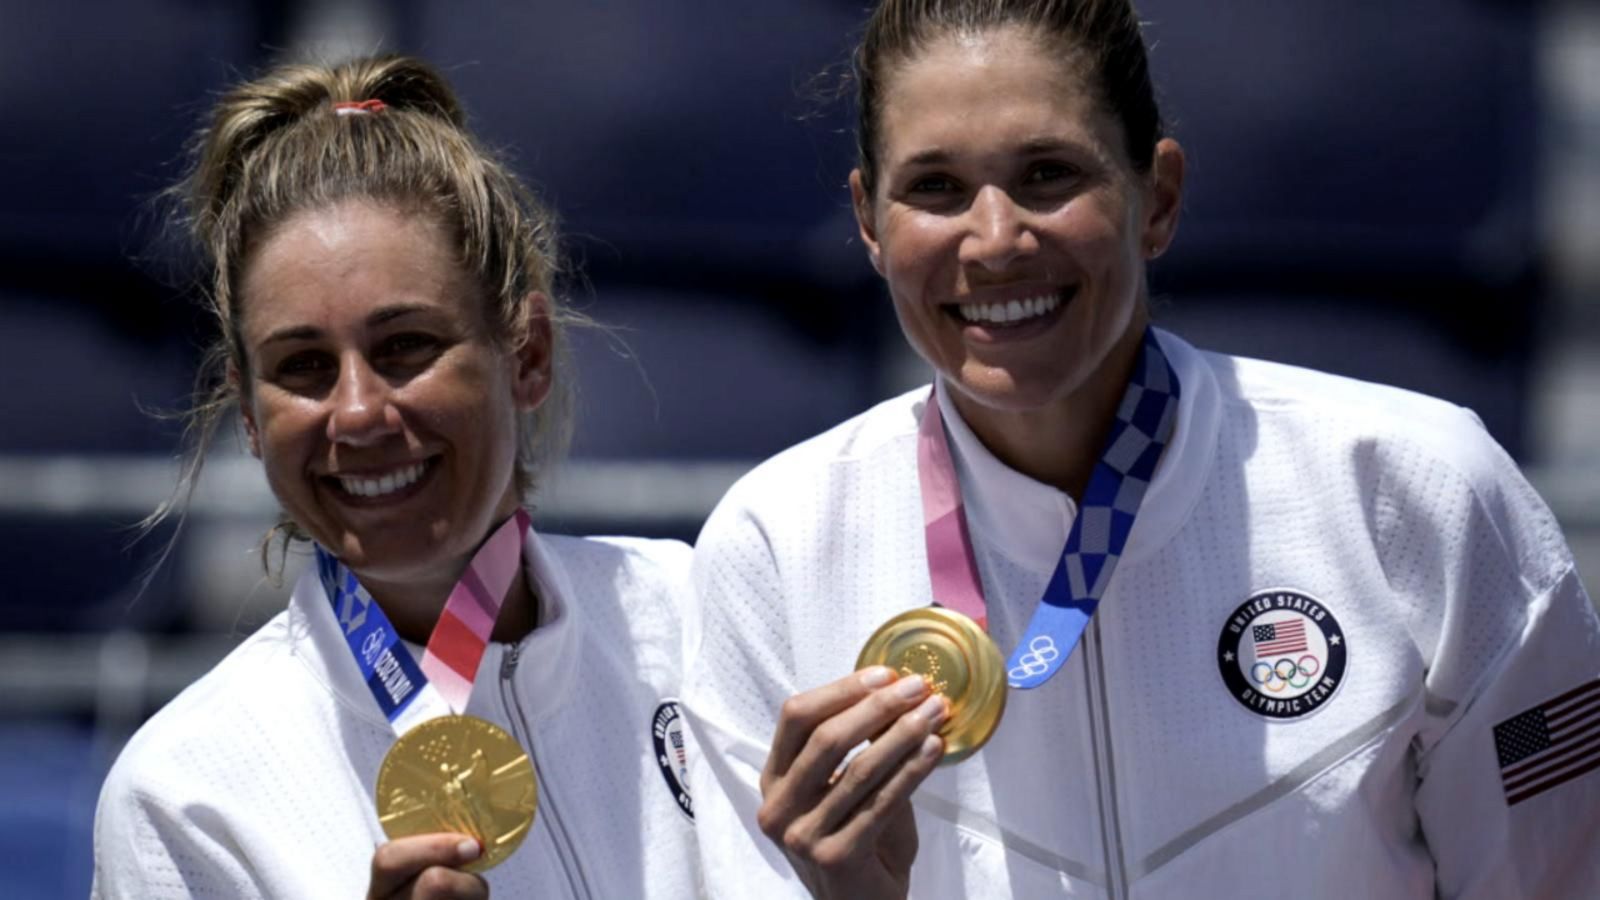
[1415,566,1599,898]
[92,756,264,900]
[1403,420,1600,898]
[682,494,815,900]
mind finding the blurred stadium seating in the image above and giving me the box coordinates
[1142,0,1543,455]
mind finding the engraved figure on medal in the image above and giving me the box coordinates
[377,715,538,872]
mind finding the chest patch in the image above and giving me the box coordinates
[652,700,694,821]
[1217,589,1347,720]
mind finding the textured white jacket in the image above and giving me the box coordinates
[684,329,1600,899]
[94,530,701,899]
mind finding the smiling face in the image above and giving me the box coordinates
[853,25,1182,436]
[237,200,550,603]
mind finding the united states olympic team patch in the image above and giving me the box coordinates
[652,700,694,820]
[1217,589,1346,719]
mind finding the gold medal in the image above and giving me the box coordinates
[375,714,538,873]
[856,607,1006,764]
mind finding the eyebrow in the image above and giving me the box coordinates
[1015,136,1079,155]
[901,147,955,168]
[258,303,436,347]
[896,136,1081,169]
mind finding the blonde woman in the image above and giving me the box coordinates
[93,56,698,900]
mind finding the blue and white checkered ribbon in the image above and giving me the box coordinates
[315,548,447,734]
[919,328,1180,689]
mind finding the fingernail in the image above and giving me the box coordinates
[457,839,481,861]
[916,694,948,726]
[892,673,929,699]
[920,734,943,761]
[859,666,894,688]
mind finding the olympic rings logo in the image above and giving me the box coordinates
[360,627,388,666]
[1249,654,1321,693]
[1009,636,1061,681]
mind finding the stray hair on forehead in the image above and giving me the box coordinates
[852,0,1163,193]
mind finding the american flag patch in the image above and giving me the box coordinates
[1493,677,1600,806]
[1252,619,1308,657]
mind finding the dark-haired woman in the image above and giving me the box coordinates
[682,3,1600,898]
[92,56,698,899]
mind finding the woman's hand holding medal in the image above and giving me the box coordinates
[367,833,487,900]
[756,666,949,900]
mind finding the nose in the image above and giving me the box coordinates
[960,185,1039,272]
[326,353,399,447]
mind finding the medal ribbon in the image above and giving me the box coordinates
[317,508,531,733]
[918,328,1180,688]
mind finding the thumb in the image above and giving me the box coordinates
[368,833,481,897]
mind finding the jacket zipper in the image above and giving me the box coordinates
[1083,618,1129,899]
[500,642,595,900]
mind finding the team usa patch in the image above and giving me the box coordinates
[652,700,694,821]
[1217,589,1346,720]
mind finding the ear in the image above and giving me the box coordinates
[511,292,555,412]
[849,169,885,276]
[229,361,262,459]
[1141,138,1186,259]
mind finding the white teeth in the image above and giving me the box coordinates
[957,293,1063,325]
[338,461,426,499]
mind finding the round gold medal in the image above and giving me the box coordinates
[375,714,538,873]
[856,607,1007,764]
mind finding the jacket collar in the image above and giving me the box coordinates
[286,526,583,730]
[932,327,1220,578]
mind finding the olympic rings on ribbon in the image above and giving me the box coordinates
[1249,654,1320,693]
[1008,635,1061,681]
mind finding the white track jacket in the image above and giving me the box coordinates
[684,329,1600,899]
[94,531,700,899]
